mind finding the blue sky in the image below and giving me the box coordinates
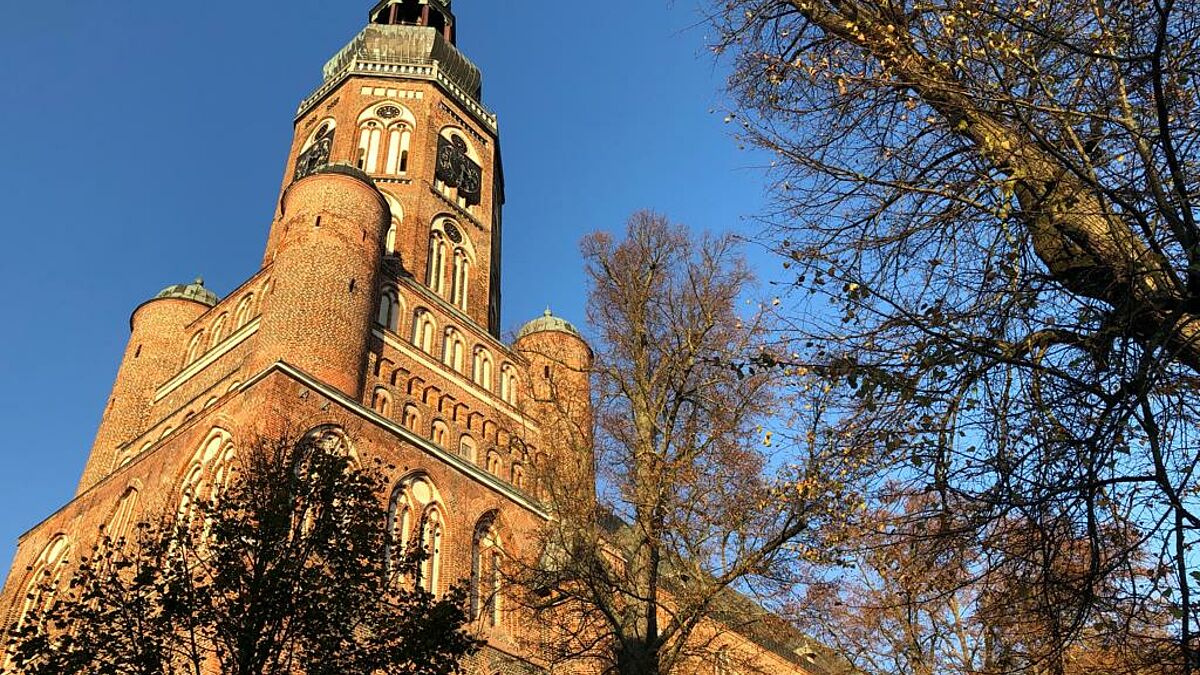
[0,1,773,568]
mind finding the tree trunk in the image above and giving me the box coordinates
[617,640,660,675]
[789,0,1200,372]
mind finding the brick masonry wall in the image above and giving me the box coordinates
[1,50,823,675]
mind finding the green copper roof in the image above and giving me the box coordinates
[154,277,219,307]
[516,309,583,341]
[321,24,482,99]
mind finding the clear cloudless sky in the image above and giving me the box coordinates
[0,1,775,569]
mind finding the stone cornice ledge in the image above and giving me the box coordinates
[154,317,261,402]
[296,60,498,133]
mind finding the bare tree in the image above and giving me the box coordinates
[709,0,1200,671]
[3,432,479,675]
[516,211,854,675]
[793,492,1178,674]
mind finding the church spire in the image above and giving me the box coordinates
[369,0,456,44]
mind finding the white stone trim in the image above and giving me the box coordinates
[154,318,260,402]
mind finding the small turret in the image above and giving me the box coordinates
[78,279,217,492]
[251,164,390,398]
[513,310,594,502]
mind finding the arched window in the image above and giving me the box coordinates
[388,491,413,580]
[450,248,470,310]
[432,420,449,447]
[178,428,235,525]
[210,313,228,347]
[403,404,421,432]
[511,464,526,490]
[382,192,404,257]
[499,364,518,405]
[185,331,205,366]
[17,535,72,630]
[473,347,493,390]
[302,425,358,467]
[235,293,256,328]
[426,230,447,295]
[471,512,503,627]
[422,507,444,593]
[210,437,238,498]
[486,450,503,476]
[105,488,139,545]
[373,387,393,417]
[357,103,416,176]
[443,328,465,373]
[377,287,402,332]
[412,309,436,353]
[385,222,398,256]
[356,120,383,173]
[460,435,477,462]
[294,120,335,180]
[385,125,413,175]
[388,474,444,593]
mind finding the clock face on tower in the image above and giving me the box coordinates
[434,134,483,207]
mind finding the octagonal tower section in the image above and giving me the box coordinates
[250,165,389,399]
[513,311,595,506]
[77,281,217,493]
[262,5,505,339]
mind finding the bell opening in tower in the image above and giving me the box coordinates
[371,0,452,34]
[379,3,422,26]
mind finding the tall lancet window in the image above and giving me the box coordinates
[412,309,436,354]
[382,192,404,258]
[105,488,140,544]
[377,287,402,333]
[385,125,413,175]
[388,474,444,593]
[356,121,383,173]
[426,230,447,295]
[451,249,470,311]
[443,328,465,373]
[500,364,518,406]
[471,512,503,628]
[385,223,398,257]
[473,347,493,390]
[434,218,472,310]
[17,535,72,630]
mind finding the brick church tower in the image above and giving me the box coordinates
[0,1,595,671]
[1,3,837,672]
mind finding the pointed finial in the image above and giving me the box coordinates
[194,276,205,286]
[544,307,553,317]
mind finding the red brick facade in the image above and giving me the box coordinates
[0,3,830,673]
